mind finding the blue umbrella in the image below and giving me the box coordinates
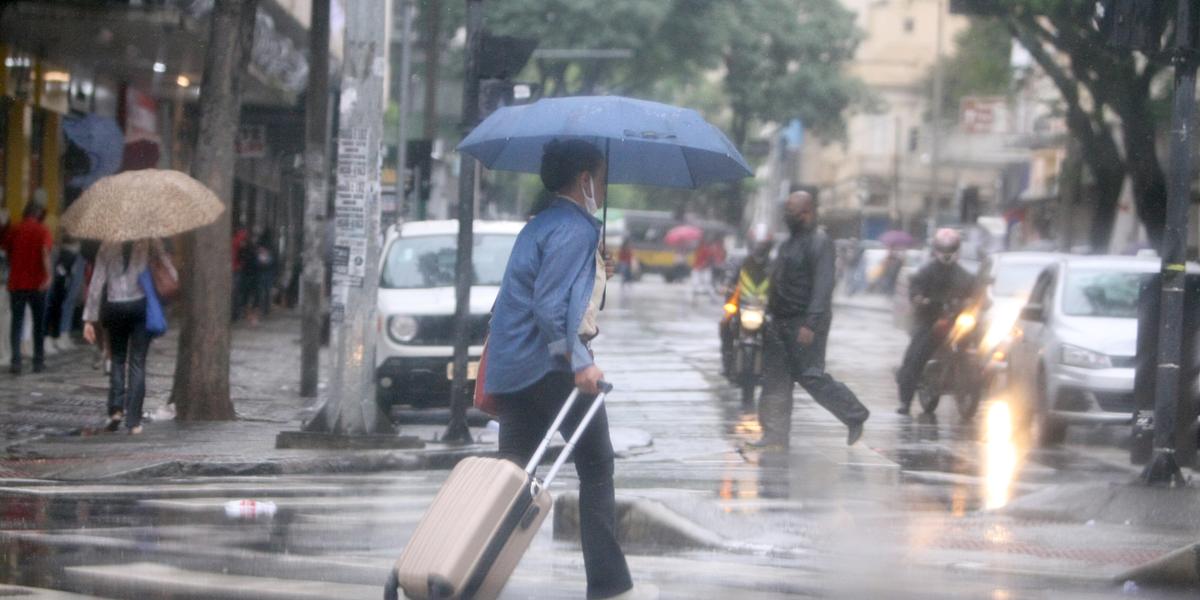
[457,95,752,189]
[62,114,125,191]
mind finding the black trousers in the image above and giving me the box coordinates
[758,316,869,444]
[102,299,150,427]
[496,371,633,599]
[896,325,947,408]
[9,290,46,367]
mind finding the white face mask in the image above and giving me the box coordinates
[582,173,598,214]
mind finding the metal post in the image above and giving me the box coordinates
[300,0,331,399]
[443,0,484,444]
[1143,0,1197,486]
[395,0,415,218]
[306,0,395,435]
[929,0,945,222]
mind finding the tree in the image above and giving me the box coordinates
[939,19,1013,115]
[171,0,259,420]
[484,0,865,225]
[961,1,1172,249]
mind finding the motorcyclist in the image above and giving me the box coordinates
[895,228,978,415]
[720,223,773,377]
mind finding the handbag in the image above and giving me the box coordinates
[473,339,499,416]
[139,270,168,338]
[150,252,179,303]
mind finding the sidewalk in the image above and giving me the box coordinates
[0,313,651,481]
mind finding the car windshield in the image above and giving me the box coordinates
[1062,269,1150,318]
[992,263,1049,298]
[380,234,516,289]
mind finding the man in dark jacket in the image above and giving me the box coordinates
[748,191,870,449]
[895,228,978,415]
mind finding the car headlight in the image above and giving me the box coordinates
[387,315,418,343]
[740,308,765,332]
[1060,344,1112,369]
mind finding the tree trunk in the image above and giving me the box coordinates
[172,0,258,421]
[1088,167,1124,253]
[1122,109,1168,249]
[301,0,331,398]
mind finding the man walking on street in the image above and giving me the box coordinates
[748,191,869,449]
[2,200,53,374]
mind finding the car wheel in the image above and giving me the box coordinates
[955,391,981,422]
[1030,370,1066,447]
[918,382,941,414]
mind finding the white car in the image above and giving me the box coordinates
[375,220,524,409]
[1007,256,1156,446]
[977,251,1062,371]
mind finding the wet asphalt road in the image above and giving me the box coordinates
[0,278,1193,599]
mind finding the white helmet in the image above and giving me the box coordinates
[932,228,961,265]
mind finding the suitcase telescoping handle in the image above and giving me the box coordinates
[523,381,613,487]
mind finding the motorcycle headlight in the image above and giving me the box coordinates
[740,308,765,332]
[954,312,977,332]
[387,315,419,343]
[1060,344,1111,369]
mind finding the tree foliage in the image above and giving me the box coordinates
[974,0,1173,249]
[484,0,864,148]
[940,18,1013,114]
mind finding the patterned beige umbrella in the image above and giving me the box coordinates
[61,169,225,241]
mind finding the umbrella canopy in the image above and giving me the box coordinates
[879,230,915,248]
[457,96,752,189]
[61,114,124,191]
[61,169,225,242]
[664,224,704,247]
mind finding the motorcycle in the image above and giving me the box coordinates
[917,299,987,420]
[723,295,766,404]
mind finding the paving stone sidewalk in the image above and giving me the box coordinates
[0,314,537,481]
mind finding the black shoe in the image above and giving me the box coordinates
[896,405,911,416]
[847,421,865,446]
[9,364,20,376]
[105,412,123,432]
[32,363,45,374]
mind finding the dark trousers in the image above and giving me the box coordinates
[758,316,869,444]
[103,300,150,427]
[9,290,47,367]
[496,371,633,599]
[897,325,947,408]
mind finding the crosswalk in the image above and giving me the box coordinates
[0,471,838,599]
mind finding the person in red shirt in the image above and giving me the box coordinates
[2,201,53,374]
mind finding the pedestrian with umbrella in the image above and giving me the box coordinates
[460,95,751,600]
[65,170,223,433]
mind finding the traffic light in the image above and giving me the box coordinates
[476,32,539,120]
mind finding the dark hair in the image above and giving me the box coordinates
[22,202,44,220]
[540,139,604,193]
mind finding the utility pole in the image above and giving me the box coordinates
[1143,0,1197,486]
[395,0,415,218]
[420,0,443,220]
[280,0,419,447]
[929,0,946,229]
[443,0,484,444]
[300,0,331,399]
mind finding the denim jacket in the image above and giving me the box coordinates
[484,198,601,395]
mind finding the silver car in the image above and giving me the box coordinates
[1007,256,1155,446]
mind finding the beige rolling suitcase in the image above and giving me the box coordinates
[385,383,613,600]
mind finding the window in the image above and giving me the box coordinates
[1061,270,1150,318]
[381,234,517,289]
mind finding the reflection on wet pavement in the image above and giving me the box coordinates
[0,281,1193,599]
